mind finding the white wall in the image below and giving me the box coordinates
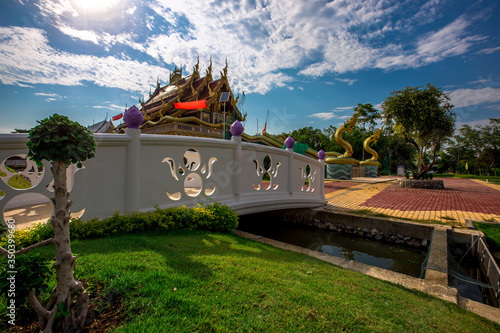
[0,130,325,221]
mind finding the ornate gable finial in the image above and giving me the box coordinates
[157,76,160,89]
[223,58,228,77]
[194,56,200,73]
[206,56,213,76]
[220,58,228,77]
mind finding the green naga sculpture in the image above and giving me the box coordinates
[363,126,383,161]
[334,108,361,158]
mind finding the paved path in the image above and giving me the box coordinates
[324,177,500,227]
[5,177,499,230]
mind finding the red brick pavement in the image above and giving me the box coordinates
[324,181,359,195]
[361,178,500,215]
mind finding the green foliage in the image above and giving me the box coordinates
[0,253,52,311]
[282,126,331,152]
[7,174,32,189]
[0,203,239,249]
[54,302,71,318]
[26,114,96,165]
[354,103,381,131]
[452,118,500,176]
[382,83,455,176]
[19,232,500,332]
[412,171,418,179]
[473,222,500,252]
[404,171,409,179]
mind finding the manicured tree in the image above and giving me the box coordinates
[382,83,455,178]
[0,114,96,332]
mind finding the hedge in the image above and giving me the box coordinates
[0,203,238,249]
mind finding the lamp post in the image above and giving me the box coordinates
[219,92,230,139]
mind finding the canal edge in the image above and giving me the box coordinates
[233,228,500,325]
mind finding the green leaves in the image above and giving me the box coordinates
[54,302,71,318]
[0,253,52,308]
[26,114,96,166]
[382,83,456,175]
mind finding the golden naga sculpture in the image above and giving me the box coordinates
[334,108,361,158]
[363,126,384,161]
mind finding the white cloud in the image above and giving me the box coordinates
[416,17,485,64]
[449,87,500,109]
[476,45,500,55]
[93,103,123,110]
[2,0,495,97]
[57,24,145,52]
[336,78,357,86]
[0,27,170,93]
[308,106,354,120]
[34,92,59,97]
[376,15,485,69]
[126,5,137,15]
[308,112,337,120]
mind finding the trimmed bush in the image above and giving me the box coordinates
[0,203,238,249]
[0,253,52,325]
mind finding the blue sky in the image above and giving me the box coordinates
[0,0,499,135]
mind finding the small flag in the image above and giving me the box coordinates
[112,113,123,121]
[262,110,269,135]
[174,100,207,110]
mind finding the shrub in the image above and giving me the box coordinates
[380,170,389,176]
[412,171,418,180]
[404,171,409,179]
[0,253,52,325]
[0,203,239,249]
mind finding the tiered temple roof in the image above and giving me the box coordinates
[127,58,246,138]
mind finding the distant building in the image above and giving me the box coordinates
[88,119,115,133]
[118,59,246,138]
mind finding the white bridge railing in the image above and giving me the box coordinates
[0,129,325,222]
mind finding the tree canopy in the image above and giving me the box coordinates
[382,83,455,177]
[27,114,95,166]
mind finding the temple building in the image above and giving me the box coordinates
[121,59,246,139]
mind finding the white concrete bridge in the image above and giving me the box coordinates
[0,127,325,224]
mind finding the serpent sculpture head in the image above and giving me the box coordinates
[345,108,361,133]
[334,108,361,158]
[364,126,384,161]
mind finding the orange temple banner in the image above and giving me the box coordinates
[174,100,207,110]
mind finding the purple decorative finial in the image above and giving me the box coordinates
[284,136,295,149]
[318,149,326,160]
[230,120,244,137]
[124,105,144,129]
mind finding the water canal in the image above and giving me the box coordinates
[237,213,427,278]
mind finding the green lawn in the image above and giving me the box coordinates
[6,174,31,189]
[7,230,499,332]
[474,222,500,252]
[434,173,500,185]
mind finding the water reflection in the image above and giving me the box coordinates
[238,215,426,278]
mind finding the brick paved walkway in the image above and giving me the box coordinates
[324,177,500,227]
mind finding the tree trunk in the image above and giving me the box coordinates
[34,161,89,332]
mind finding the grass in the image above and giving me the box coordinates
[474,222,500,253]
[5,230,499,332]
[434,173,500,185]
[6,174,31,189]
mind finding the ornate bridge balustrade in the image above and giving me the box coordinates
[0,127,325,222]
